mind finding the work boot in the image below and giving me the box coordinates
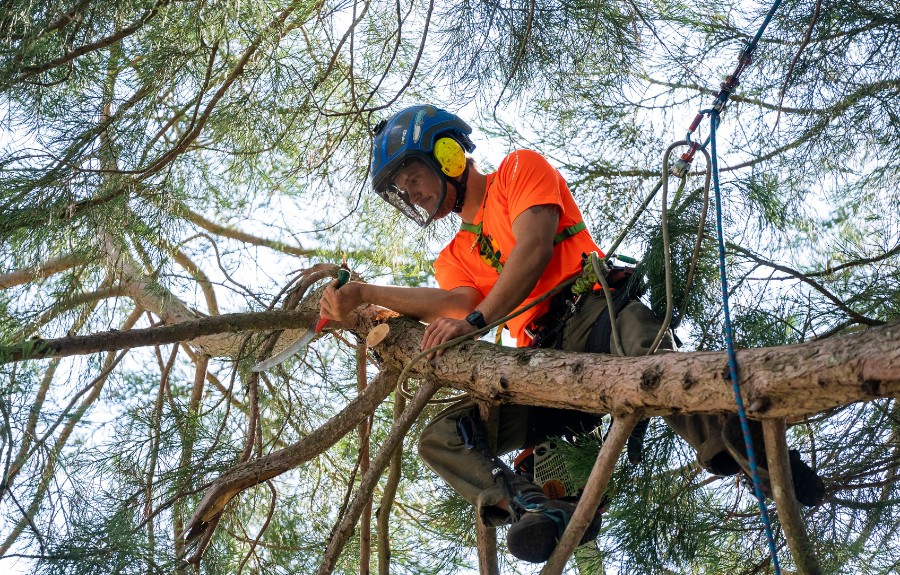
[478,467,549,528]
[786,448,826,506]
[505,493,602,563]
[722,415,825,507]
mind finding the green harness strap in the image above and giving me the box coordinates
[459,221,586,247]
[459,219,587,342]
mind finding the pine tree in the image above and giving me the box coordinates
[1,1,898,574]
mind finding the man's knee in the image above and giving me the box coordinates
[418,413,456,469]
[417,423,437,468]
[617,300,676,356]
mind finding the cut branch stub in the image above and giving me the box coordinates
[366,323,390,347]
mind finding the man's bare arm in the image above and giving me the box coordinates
[471,204,560,324]
[320,282,482,324]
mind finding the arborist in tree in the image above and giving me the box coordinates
[319,104,825,563]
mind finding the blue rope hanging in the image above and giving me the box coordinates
[678,1,786,572]
[709,111,782,575]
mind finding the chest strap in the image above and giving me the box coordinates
[460,220,586,246]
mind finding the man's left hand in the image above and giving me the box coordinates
[421,317,480,359]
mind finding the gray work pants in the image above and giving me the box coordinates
[418,292,729,526]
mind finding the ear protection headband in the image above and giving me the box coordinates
[433,137,467,178]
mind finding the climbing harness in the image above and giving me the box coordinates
[460,218,587,275]
[524,251,640,350]
[397,11,790,570]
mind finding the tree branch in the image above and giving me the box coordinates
[0,255,82,289]
[181,369,399,544]
[5,0,171,88]
[4,300,900,420]
[316,379,440,575]
[727,241,885,327]
[762,419,822,575]
[0,308,317,362]
[541,412,639,575]
[171,201,312,258]
[376,391,406,575]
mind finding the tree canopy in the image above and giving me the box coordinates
[1,0,899,574]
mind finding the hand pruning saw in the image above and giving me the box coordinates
[251,265,351,372]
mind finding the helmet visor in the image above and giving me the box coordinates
[373,159,447,228]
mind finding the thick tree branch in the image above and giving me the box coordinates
[363,310,900,419]
[4,300,900,420]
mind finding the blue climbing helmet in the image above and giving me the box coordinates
[370,104,475,227]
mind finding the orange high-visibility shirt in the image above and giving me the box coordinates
[434,149,604,346]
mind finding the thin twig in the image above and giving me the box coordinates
[376,390,406,575]
[774,0,823,129]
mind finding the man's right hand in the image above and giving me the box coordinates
[319,280,364,321]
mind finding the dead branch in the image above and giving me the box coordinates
[181,369,399,544]
[541,413,639,575]
[762,419,822,575]
[316,379,440,575]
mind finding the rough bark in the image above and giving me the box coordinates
[363,312,900,419]
[5,301,900,419]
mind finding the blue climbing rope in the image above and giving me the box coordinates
[709,111,782,575]
[681,1,786,573]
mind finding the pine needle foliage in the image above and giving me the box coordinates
[1,0,900,573]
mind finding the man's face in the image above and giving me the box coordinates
[391,160,455,222]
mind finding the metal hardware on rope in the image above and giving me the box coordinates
[677,0,785,173]
[698,0,787,572]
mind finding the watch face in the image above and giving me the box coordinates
[466,311,486,328]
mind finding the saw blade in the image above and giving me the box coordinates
[250,327,317,372]
[252,267,351,373]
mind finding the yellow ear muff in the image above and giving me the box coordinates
[433,137,467,178]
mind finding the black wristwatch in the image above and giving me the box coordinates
[465,310,487,329]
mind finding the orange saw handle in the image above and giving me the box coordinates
[315,267,351,333]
